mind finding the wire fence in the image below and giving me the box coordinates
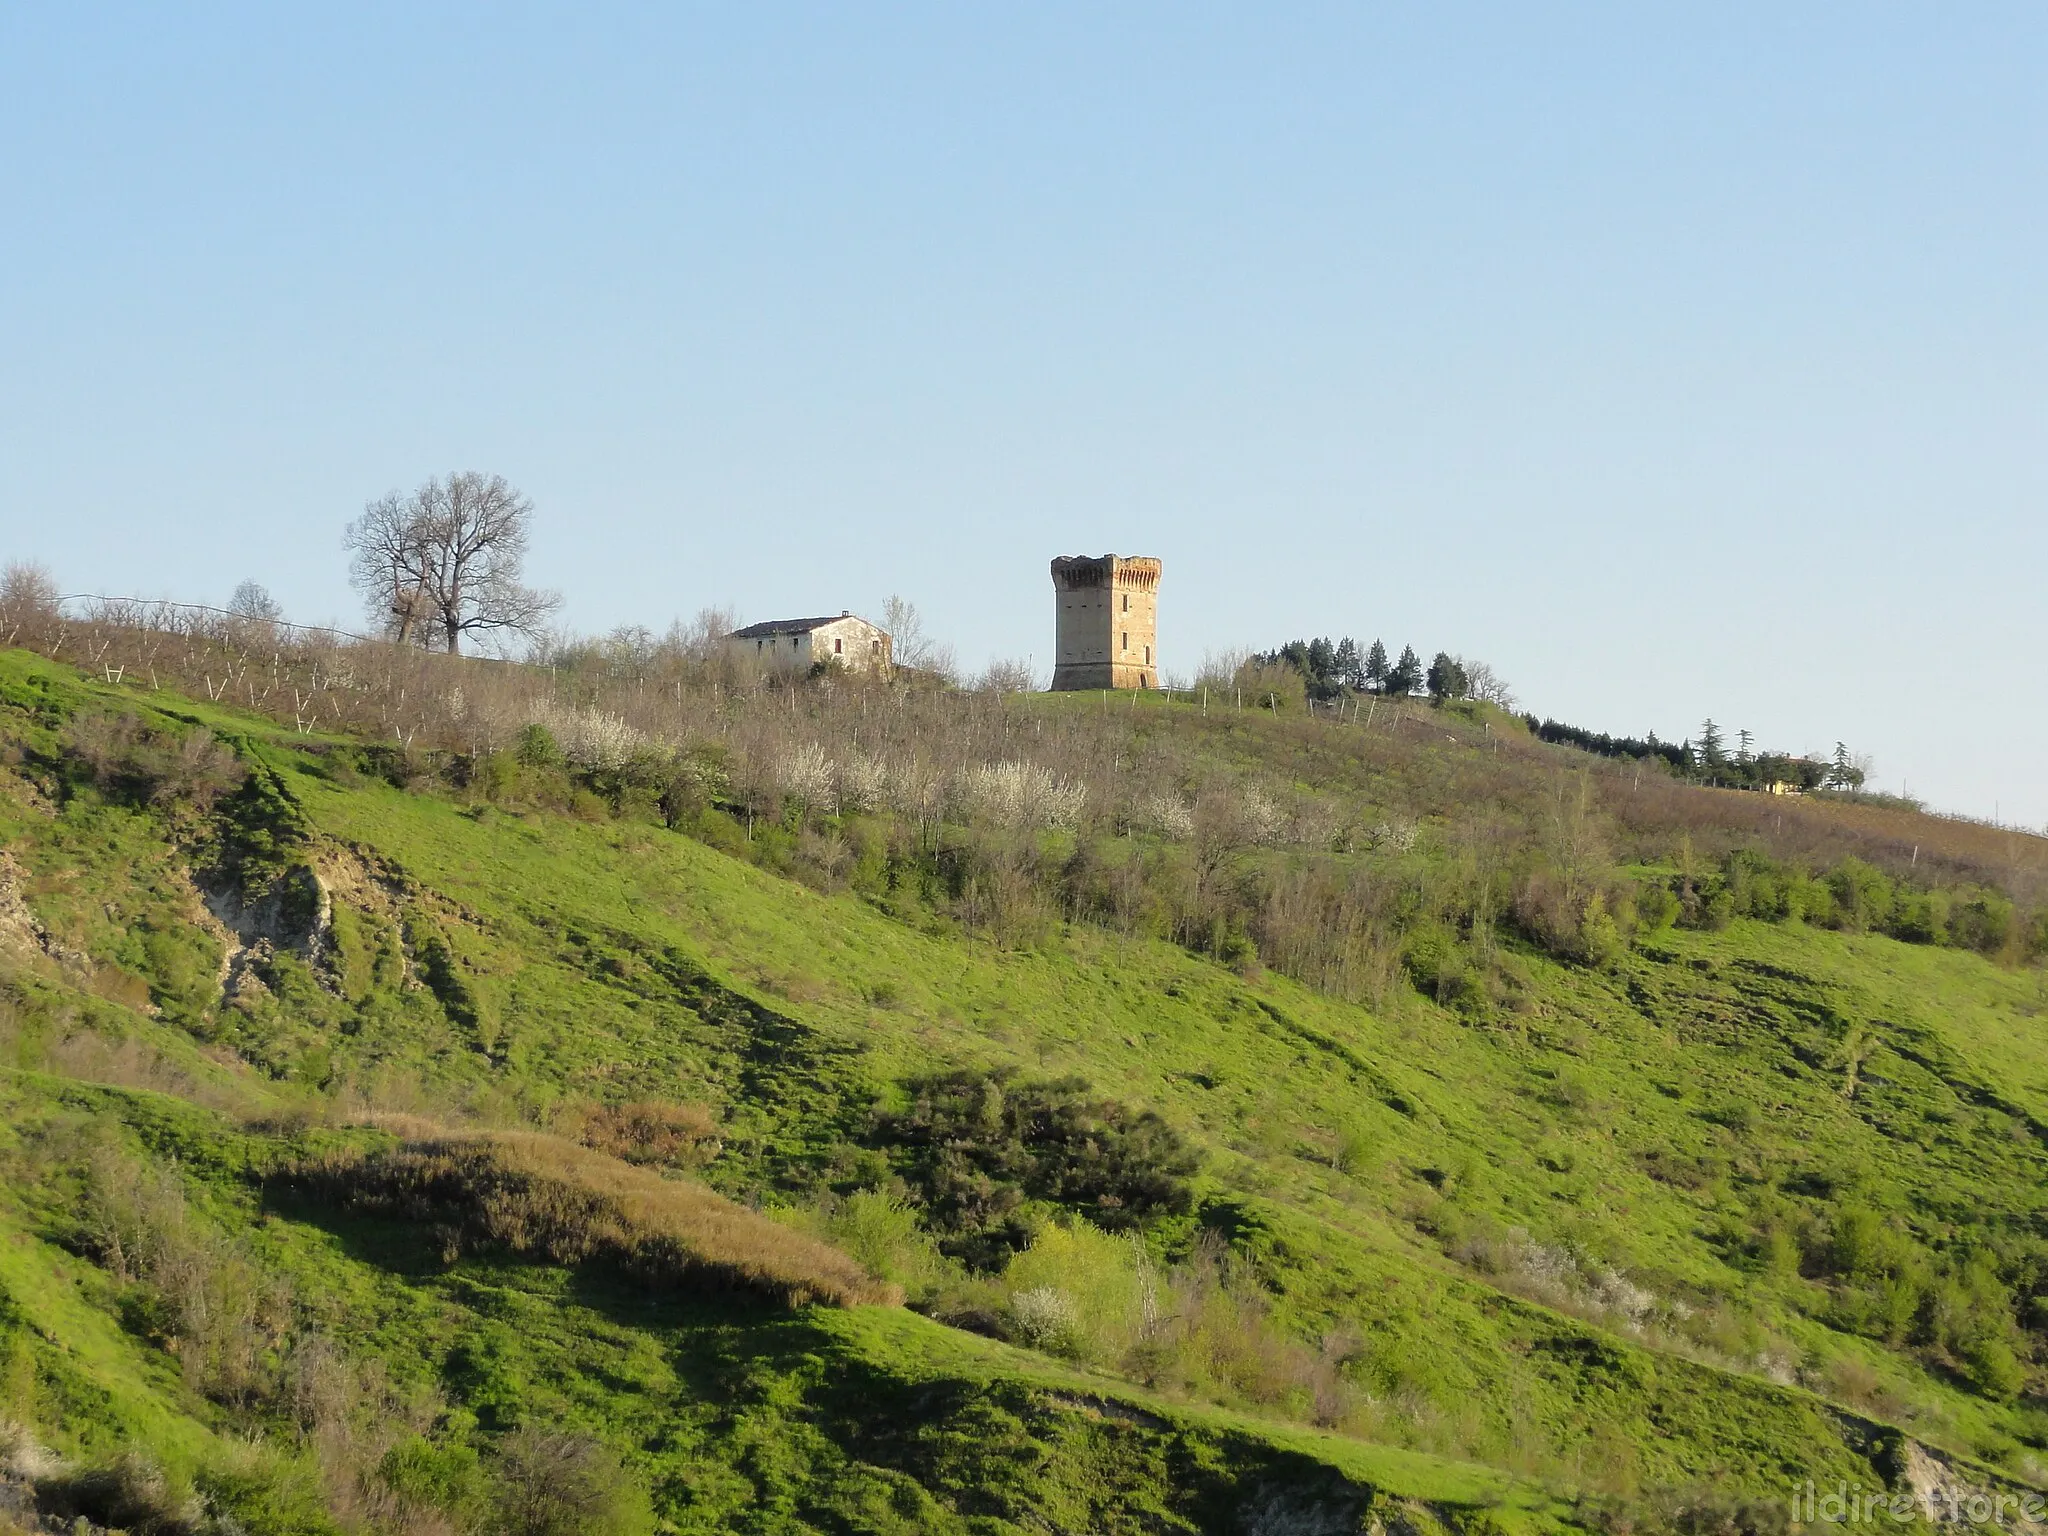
[57,594,376,646]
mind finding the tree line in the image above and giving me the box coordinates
[1528,714,1870,795]
[1251,637,1514,708]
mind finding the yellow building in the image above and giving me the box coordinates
[1049,554,1161,690]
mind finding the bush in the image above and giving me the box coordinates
[1886,890,1947,945]
[818,1190,949,1299]
[39,1450,196,1534]
[999,1220,1155,1363]
[84,1148,292,1406]
[62,713,245,810]
[1009,1285,1084,1355]
[1826,859,1895,933]
[1,1325,36,1427]
[1637,882,1680,933]
[514,723,561,769]
[490,1428,651,1536]
[1962,1332,2025,1401]
[1401,923,1459,994]
[1576,892,1627,969]
[378,1435,486,1528]
[1949,893,2015,957]
[873,1070,1199,1270]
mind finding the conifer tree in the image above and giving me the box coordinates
[1364,639,1389,692]
[1334,637,1362,690]
[1387,644,1424,697]
[1826,742,1865,791]
[1426,651,1468,702]
[1698,719,1727,772]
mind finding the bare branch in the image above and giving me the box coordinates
[344,473,561,654]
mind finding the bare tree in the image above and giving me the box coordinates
[0,562,60,625]
[670,605,741,663]
[344,473,559,654]
[881,594,956,679]
[1456,657,1517,711]
[346,491,431,645]
[227,580,284,623]
[974,657,1038,693]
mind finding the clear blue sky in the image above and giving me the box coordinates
[3,5,2043,825]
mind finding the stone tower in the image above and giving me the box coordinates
[1049,554,1162,690]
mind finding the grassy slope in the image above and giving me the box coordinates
[0,1070,1549,1535]
[294,746,2046,1470]
[5,649,2047,1527]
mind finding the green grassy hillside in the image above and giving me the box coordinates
[4,644,2047,1533]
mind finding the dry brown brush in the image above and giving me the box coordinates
[8,602,2046,998]
[281,1127,897,1308]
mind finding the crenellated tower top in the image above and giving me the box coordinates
[1050,554,1162,592]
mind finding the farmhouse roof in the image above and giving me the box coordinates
[729,612,867,639]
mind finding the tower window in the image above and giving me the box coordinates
[1145,646,1151,665]
[1122,593,1129,612]
[834,638,842,655]
[1122,631,1129,653]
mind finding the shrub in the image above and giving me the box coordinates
[514,722,561,769]
[62,712,245,810]
[1826,859,1895,933]
[38,1450,196,1534]
[1233,661,1305,712]
[999,1220,1156,1363]
[1949,893,2015,957]
[1886,890,1947,946]
[1637,882,1680,933]
[1401,923,1460,995]
[83,1148,292,1406]
[1576,892,1627,969]
[818,1190,949,1299]
[0,1326,34,1427]
[490,1428,652,1536]
[378,1435,486,1528]
[873,1069,1199,1269]
[1962,1332,2025,1401]
[1009,1285,1084,1355]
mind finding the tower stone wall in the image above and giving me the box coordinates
[1049,554,1161,690]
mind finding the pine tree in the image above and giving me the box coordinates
[1387,644,1423,697]
[1363,639,1389,692]
[1826,742,1864,791]
[1426,651,1468,702]
[1333,637,1362,691]
[1698,719,1727,772]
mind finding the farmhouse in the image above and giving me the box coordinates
[727,612,892,675]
